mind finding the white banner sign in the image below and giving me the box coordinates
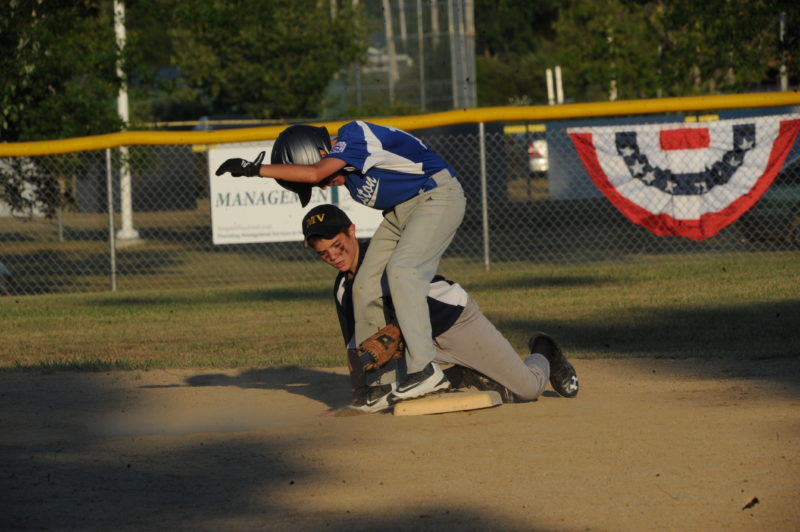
[208,144,382,244]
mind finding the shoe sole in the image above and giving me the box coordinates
[552,361,579,398]
[351,395,392,413]
[351,384,397,413]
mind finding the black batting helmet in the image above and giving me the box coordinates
[271,124,332,207]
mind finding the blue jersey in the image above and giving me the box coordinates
[326,121,454,210]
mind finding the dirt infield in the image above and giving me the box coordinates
[2,358,799,531]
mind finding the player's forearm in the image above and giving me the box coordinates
[258,163,324,183]
[259,156,346,183]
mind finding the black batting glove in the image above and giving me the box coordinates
[215,151,265,177]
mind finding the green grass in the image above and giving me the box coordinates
[1,251,798,371]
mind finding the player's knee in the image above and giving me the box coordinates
[514,381,546,402]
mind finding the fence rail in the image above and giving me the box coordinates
[1,93,799,295]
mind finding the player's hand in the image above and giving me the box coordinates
[215,151,265,177]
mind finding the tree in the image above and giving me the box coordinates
[129,0,367,121]
[0,1,122,219]
[0,0,122,142]
[657,0,797,95]
[474,0,561,106]
[553,0,662,101]
[553,0,800,101]
[0,0,368,219]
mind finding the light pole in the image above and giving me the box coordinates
[114,0,140,242]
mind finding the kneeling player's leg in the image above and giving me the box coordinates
[434,296,549,401]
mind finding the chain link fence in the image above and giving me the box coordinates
[2,109,799,296]
[330,0,477,115]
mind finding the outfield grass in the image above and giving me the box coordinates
[1,251,798,371]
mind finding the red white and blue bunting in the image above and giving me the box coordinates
[568,114,800,240]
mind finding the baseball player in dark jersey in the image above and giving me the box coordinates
[301,204,579,413]
[217,122,466,401]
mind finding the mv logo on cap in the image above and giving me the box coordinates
[302,205,353,241]
[305,213,325,228]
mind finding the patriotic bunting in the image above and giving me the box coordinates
[568,114,800,240]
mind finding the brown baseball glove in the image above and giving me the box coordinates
[358,321,405,371]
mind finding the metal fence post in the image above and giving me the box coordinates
[106,149,117,292]
[478,122,490,271]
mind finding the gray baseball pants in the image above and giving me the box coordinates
[434,295,550,401]
[365,295,549,400]
[353,171,466,376]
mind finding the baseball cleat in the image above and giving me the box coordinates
[391,362,450,401]
[444,365,516,403]
[528,333,579,398]
[349,382,395,413]
[442,364,470,389]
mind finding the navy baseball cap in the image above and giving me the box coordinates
[302,204,353,243]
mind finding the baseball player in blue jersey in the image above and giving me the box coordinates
[301,204,580,413]
[217,122,467,401]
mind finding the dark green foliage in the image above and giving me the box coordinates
[553,0,800,101]
[475,0,800,104]
[0,0,123,142]
[141,0,367,120]
[474,0,561,106]
[0,1,118,219]
[475,0,560,57]
[0,0,367,219]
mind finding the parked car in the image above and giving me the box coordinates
[737,156,800,245]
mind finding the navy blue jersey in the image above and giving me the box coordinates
[326,121,454,210]
[333,242,465,348]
